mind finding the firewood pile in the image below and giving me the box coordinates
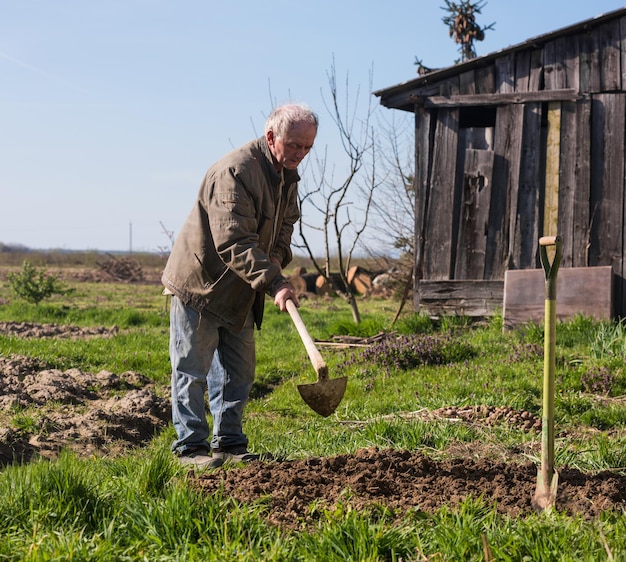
[289,266,402,298]
[96,254,144,282]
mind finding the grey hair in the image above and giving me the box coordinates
[264,103,319,138]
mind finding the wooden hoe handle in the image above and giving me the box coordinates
[286,300,328,380]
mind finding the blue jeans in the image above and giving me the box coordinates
[169,296,256,455]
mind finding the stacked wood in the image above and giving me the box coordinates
[347,266,373,295]
[288,275,307,297]
[315,275,333,296]
[289,273,318,296]
[96,254,144,282]
[289,267,387,297]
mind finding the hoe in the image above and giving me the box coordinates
[286,300,347,417]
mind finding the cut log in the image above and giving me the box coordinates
[347,265,360,285]
[289,275,307,297]
[352,271,372,295]
[315,275,333,296]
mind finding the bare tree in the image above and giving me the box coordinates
[367,112,415,261]
[295,60,380,323]
[157,220,175,259]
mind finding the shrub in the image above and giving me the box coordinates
[349,333,475,372]
[580,366,617,396]
[6,261,74,305]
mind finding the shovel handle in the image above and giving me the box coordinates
[286,300,329,380]
[539,235,562,299]
[539,236,558,247]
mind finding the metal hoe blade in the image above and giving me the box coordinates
[286,300,347,417]
[297,365,348,418]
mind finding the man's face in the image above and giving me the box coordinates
[267,122,317,171]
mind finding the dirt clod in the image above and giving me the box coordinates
[0,353,170,464]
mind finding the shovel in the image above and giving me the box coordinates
[286,300,347,417]
[532,235,562,512]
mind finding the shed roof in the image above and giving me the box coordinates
[374,6,626,111]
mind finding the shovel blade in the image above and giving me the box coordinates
[297,376,348,417]
[532,470,559,512]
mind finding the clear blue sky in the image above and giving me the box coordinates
[1,1,624,254]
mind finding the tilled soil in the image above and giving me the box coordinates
[0,321,119,339]
[0,351,171,463]
[194,447,626,528]
[1,323,626,527]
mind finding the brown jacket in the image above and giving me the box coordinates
[161,136,299,331]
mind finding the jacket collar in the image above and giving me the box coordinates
[258,136,301,185]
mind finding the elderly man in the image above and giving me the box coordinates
[162,103,318,468]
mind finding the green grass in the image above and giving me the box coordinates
[0,449,624,561]
[1,278,626,560]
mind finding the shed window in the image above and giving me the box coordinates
[459,106,496,151]
[459,106,496,128]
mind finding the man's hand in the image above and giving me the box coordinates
[273,283,299,311]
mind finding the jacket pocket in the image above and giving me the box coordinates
[202,268,255,329]
[204,264,229,289]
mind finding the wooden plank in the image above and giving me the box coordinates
[543,102,561,239]
[621,16,626,90]
[451,124,466,274]
[572,98,592,267]
[588,95,605,267]
[413,105,433,288]
[563,35,581,92]
[495,55,515,93]
[418,280,503,317]
[455,149,495,279]
[423,110,459,280]
[485,104,524,279]
[475,65,495,94]
[580,26,601,93]
[599,21,621,92]
[543,38,566,90]
[503,266,614,329]
[504,102,525,270]
[557,101,577,268]
[558,99,591,268]
[423,88,579,108]
[509,103,542,270]
[544,35,580,91]
[513,48,543,93]
[439,77,460,97]
[422,109,459,280]
[514,50,531,92]
[528,49,544,92]
[459,69,476,95]
[589,94,626,269]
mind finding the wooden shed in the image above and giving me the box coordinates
[374,8,626,321]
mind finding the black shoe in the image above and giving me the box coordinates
[210,445,262,468]
[177,447,213,469]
